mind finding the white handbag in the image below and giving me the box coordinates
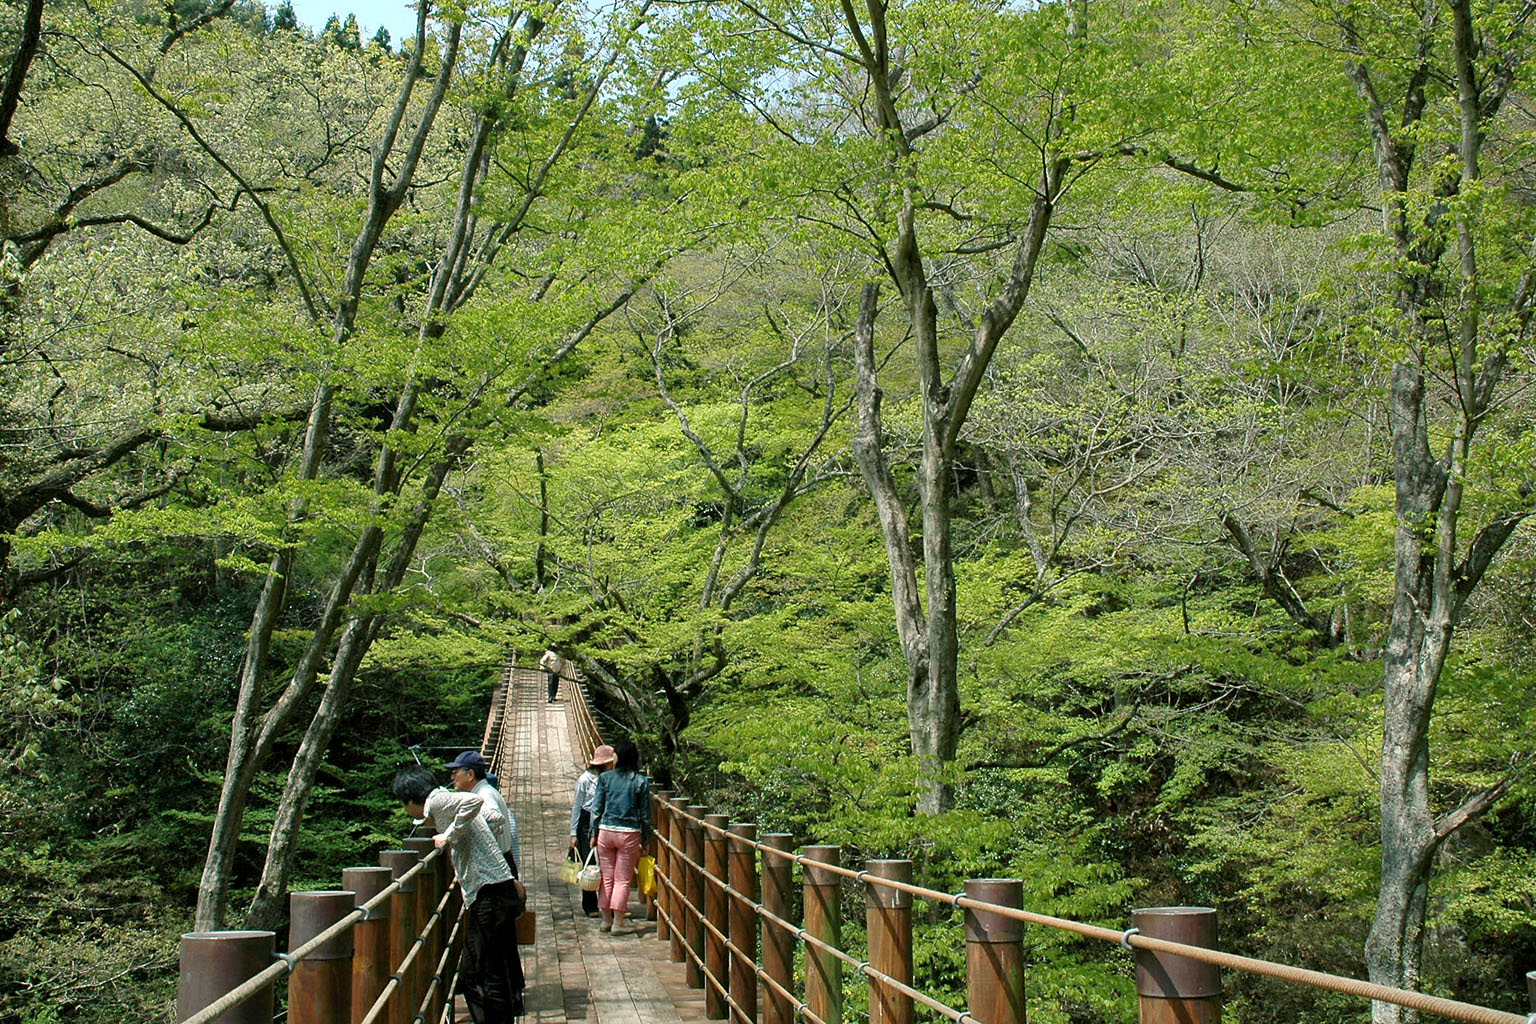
[578,845,602,891]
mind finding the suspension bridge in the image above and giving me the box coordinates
[173,658,1536,1024]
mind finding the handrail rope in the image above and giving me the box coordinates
[654,878,835,1024]
[411,900,468,1024]
[655,811,1528,1024]
[179,850,448,1024]
[654,899,829,1024]
[438,943,463,1024]
[358,882,463,1024]
[650,897,756,1024]
[665,863,875,1024]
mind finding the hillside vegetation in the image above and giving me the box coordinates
[1,0,1533,1022]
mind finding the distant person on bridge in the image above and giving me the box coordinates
[447,749,521,871]
[590,738,652,934]
[539,648,565,702]
[393,765,525,1022]
[569,743,616,919]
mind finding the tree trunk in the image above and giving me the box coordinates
[244,611,377,930]
[195,383,329,930]
[1356,4,1530,1016]
[917,386,959,813]
[1365,364,1446,1022]
[193,18,463,929]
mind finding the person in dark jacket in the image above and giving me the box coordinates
[590,739,651,934]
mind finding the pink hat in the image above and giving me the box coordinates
[589,744,617,766]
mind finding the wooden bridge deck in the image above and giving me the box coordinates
[492,666,708,1024]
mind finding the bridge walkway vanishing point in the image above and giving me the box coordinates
[502,663,709,1024]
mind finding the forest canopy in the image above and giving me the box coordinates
[1,0,1534,1021]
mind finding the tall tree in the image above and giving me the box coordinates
[711,0,1159,810]
[194,0,467,929]
[1334,1,1536,1015]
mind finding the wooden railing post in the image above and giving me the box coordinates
[651,788,673,925]
[289,890,354,1024]
[379,849,421,1024]
[685,805,709,989]
[667,796,691,962]
[403,838,440,1024]
[761,834,795,1024]
[343,866,394,1024]
[964,879,1025,1024]
[866,860,914,1024]
[729,823,760,1024]
[803,845,843,1024]
[704,813,732,1019]
[176,930,275,1023]
[1133,907,1221,1024]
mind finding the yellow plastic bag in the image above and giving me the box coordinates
[559,856,581,886]
[636,854,657,897]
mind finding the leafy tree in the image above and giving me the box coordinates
[692,0,1212,812]
[1190,1,1536,1013]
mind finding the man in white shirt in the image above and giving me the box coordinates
[393,765,524,1022]
[446,749,520,870]
[539,649,565,702]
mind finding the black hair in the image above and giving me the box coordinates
[613,738,640,773]
[468,765,487,781]
[393,765,438,805]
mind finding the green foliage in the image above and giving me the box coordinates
[4,0,1535,1022]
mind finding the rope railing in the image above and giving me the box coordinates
[355,882,460,1024]
[178,848,446,1024]
[660,836,969,1024]
[174,665,524,1024]
[648,797,1536,1024]
[560,662,602,767]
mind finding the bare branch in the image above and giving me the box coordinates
[158,0,237,54]
[966,705,1138,770]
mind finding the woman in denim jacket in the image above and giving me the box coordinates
[591,738,652,933]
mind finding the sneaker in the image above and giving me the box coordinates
[600,922,612,933]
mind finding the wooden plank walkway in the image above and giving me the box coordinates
[490,665,709,1024]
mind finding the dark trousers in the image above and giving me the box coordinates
[547,671,560,701]
[461,878,525,1023]
[575,812,598,914]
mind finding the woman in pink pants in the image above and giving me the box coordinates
[590,738,652,933]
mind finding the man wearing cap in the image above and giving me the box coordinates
[447,750,521,872]
[569,744,615,918]
[392,765,524,1022]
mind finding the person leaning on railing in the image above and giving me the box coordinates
[446,749,521,871]
[393,765,526,1019]
[589,738,652,935]
[570,743,616,920]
